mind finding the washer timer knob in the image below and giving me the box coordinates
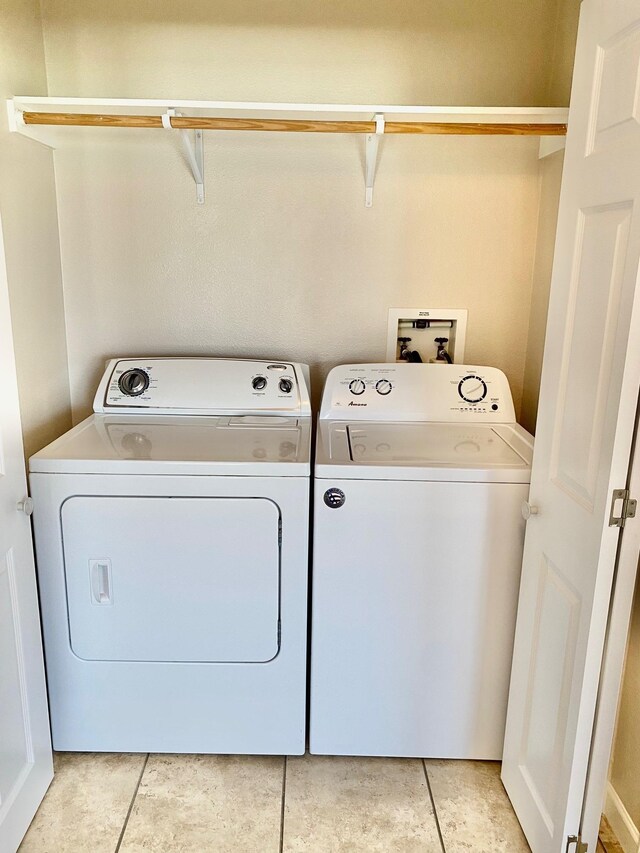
[458,375,488,404]
[375,379,392,396]
[252,376,267,391]
[279,378,293,394]
[349,379,366,396]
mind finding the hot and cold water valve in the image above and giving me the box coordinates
[386,308,468,364]
[397,335,452,363]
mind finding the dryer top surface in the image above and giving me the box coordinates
[30,414,311,476]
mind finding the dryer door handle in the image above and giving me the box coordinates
[90,560,113,605]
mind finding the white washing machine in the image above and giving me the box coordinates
[310,363,533,759]
[30,357,311,754]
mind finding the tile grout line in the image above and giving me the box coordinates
[422,759,447,853]
[114,753,149,853]
[279,755,288,853]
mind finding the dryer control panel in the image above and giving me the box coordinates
[320,363,516,423]
[94,358,311,416]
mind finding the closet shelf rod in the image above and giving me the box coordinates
[20,112,567,136]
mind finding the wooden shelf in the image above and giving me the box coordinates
[7,96,569,205]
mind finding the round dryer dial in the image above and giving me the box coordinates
[349,379,366,396]
[118,368,150,397]
[458,375,488,404]
[375,379,392,396]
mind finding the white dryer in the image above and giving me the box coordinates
[310,363,533,759]
[30,357,311,754]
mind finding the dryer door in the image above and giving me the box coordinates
[61,496,280,663]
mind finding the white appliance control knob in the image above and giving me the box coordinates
[375,379,392,396]
[17,497,34,516]
[349,379,366,396]
[521,501,539,520]
[252,376,267,391]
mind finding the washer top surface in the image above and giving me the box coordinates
[348,423,526,466]
[31,358,312,476]
[316,363,532,483]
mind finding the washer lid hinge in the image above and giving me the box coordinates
[566,835,588,853]
[278,519,282,547]
[609,488,637,528]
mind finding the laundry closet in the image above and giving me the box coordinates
[3,1,640,852]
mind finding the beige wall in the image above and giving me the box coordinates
[39,0,578,419]
[520,150,564,434]
[520,0,580,433]
[548,0,582,105]
[611,576,640,829]
[41,0,563,106]
[0,0,71,457]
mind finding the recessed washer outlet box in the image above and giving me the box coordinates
[386,308,468,364]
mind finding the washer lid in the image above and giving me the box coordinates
[348,423,526,467]
[315,420,532,483]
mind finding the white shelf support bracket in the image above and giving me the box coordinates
[7,99,21,133]
[6,99,57,148]
[538,135,566,159]
[365,113,385,208]
[164,109,205,204]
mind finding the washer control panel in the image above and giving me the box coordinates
[94,358,311,415]
[320,363,515,423]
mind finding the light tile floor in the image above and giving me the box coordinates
[19,753,531,853]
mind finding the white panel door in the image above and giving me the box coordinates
[0,217,53,848]
[502,1,640,851]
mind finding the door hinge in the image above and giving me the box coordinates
[609,488,637,528]
[566,834,588,853]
